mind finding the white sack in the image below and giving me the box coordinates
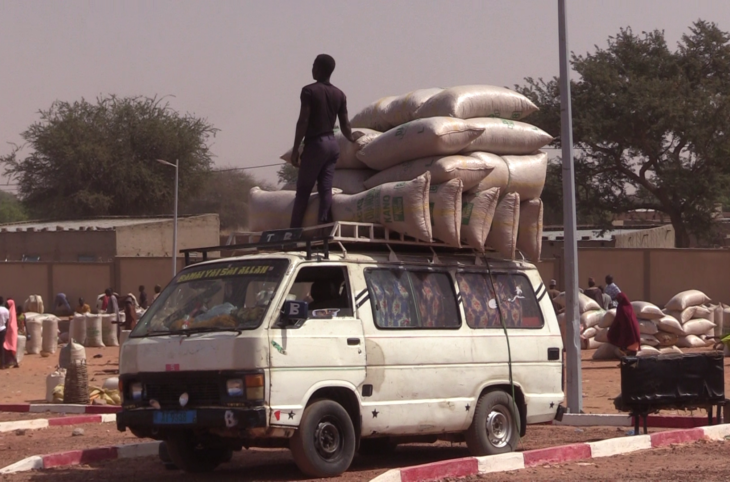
[632,301,664,320]
[655,331,679,347]
[468,152,548,200]
[664,290,710,311]
[655,315,685,335]
[41,315,59,354]
[486,192,520,259]
[69,314,87,345]
[280,129,380,170]
[356,117,484,171]
[599,309,616,328]
[429,179,463,247]
[581,310,605,329]
[460,188,500,250]
[592,343,622,360]
[691,305,712,320]
[352,88,442,131]
[460,118,553,155]
[587,338,605,349]
[640,334,660,347]
[582,326,597,338]
[363,155,492,191]
[332,172,433,242]
[23,294,44,314]
[332,169,376,194]
[248,187,320,231]
[101,314,119,347]
[595,327,609,343]
[714,304,724,338]
[58,340,85,369]
[676,334,707,348]
[26,317,43,355]
[663,307,698,324]
[659,346,683,355]
[84,314,105,348]
[46,370,66,403]
[637,346,661,357]
[638,320,659,335]
[682,318,716,336]
[516,198,543,262]
[415,85,538,121]
[554,292,602,314]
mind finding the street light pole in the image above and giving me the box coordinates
[558,0,582,413]
[156,159,179,278]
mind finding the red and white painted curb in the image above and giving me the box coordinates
[553,412,720,429]
[0,414,116,433]
[0,404,120,415]
[0,441,161,475]
[370,424,730,482]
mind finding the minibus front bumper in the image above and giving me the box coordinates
[117,406,267,433]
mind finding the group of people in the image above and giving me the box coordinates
[0,297,22,369]
[549,274,642,357]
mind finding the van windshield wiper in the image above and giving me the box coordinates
[167,326,243,337]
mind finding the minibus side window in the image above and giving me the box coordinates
[365,268,459,329]
[286,266,353,318]
[456,272,544,329]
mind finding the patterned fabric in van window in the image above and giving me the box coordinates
[367,270,415,328]
[456,273,501,328]
[410,272,459,327]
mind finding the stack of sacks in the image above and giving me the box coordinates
[348,85,552,258]
[552,292,603,348]
[663,290,716,348]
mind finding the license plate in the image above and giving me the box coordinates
[153,410,197,425]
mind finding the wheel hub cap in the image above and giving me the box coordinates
[486,408,511,448]
[314,421,341,457]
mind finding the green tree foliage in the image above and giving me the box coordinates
[517,21,730,247]
[0,191,27,224]
[182,169,268,231]
[1,96,217,219]
[277,163,298,185]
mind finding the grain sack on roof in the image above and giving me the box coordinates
[460,188,500,251]
[429,179,463,247]
[415,85,539,121]
[351,88,443,131]
[363,155,492,191]
[460,118,553,155]
[280,129,381,170]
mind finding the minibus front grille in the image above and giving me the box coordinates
[144,378,221,408]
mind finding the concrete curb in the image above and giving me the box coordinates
[369,423,730,482]
[553,413,719,429]
[0,404,121,414]
[0,441,161,475]
[0,413,116,433]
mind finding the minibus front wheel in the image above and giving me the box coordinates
[290,399,356,477]
[465,390,520,456]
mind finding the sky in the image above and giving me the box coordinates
[2,0,730,192]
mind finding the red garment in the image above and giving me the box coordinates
[101,295,109,311]
[3,299,18,355]
[607,292,641,350]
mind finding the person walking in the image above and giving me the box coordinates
[0,297,8,369]
[138,285,148,310]
[289,54,362,229]
[607,293,641,357]
[604,275,621,308]
[3,299,18,368]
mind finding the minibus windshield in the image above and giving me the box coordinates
[131,260,289,337]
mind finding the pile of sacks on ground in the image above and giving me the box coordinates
[249,84,552,260]
[556,289,730,360]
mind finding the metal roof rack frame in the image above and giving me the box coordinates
[181,221,488,266]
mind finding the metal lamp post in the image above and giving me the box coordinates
[156,159,179,278]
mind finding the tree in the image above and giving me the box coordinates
[0,191,27,224]
[1,95,217,219]
[277,163,298,185]
[517,21,730,247]
[182,168,268,231]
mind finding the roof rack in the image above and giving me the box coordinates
[181,222,478,266]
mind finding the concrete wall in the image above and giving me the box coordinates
[0,230,115,262]
[614,225,675,248]
[116,257,185,299]
[0,264,50,307]
[115,214,220,257]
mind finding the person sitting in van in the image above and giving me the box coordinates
[607,293,641,357]
[308,280,348,316]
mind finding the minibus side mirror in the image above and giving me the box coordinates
[281,300,308,327]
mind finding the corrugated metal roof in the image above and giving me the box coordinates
[0,217,175,232]
[542,228,646,242]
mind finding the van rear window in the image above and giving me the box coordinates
[456,272,544,329]
[365,269,460,329]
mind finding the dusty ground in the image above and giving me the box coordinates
[0,345,726,481]
[473,439,730,482]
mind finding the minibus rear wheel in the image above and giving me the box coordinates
[465,390,520,456]
[290,399,356,477]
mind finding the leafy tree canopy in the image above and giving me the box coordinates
[518,20,730,247]
[1,95,217,219]
[0,191,27,224]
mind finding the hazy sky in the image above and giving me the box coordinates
[2,0,729,192]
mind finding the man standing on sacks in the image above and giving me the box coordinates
[289,54,362,228]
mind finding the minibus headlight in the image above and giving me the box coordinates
[130,382,143,401]
[245,374,264,400]
[227,379,244,397]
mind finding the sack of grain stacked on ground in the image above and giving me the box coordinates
[414,85,539,121]
[352,88,443,131]
[592,343,623,360]
[40,315,59,355]
[655,314,685,335]
[24,294,44,314]
[664,289,711,312]
[676,334,707,348]
[599,308,616,328]
[460,188,500,250]
[332,172,433,242]
[356,117,485,170]
[516,198,543,261]
[429,179,462,247]
[84,314,105,348]
[281,129,381,170]
[553,292,602,313]
[363,155,493,191]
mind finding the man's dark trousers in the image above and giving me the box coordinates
[290,133,340,228]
